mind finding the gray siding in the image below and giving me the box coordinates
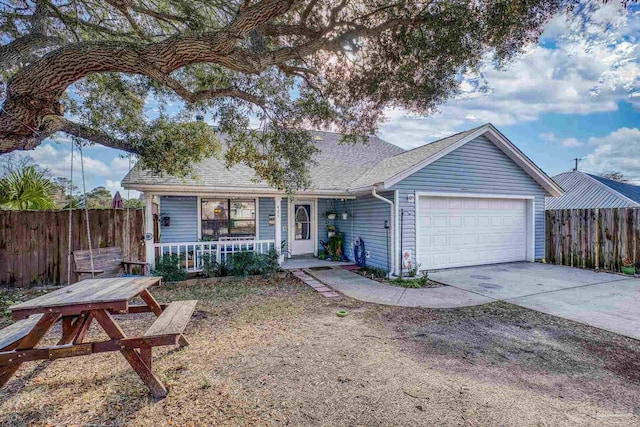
[390,135,548,264]
[258,197,275,240]
[159,196,198,243]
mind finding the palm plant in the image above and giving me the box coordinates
[0,166,57,210]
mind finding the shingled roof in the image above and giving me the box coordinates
[348,125,483,190]
[122,130,405,193]
[123,123,563,197]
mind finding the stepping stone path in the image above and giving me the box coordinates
[290,269,341,298]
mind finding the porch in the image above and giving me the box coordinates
[142,193,357,272]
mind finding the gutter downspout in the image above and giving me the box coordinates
[372,185,396,276]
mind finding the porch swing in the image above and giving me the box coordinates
[68,140,148,283]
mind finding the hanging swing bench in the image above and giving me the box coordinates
[73,247,149,281]
[67,140,148,283]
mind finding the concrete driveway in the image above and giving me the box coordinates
[429,262,640,340]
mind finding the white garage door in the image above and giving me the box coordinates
[417,196,528,270]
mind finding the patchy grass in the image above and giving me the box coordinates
[1,275,640,426]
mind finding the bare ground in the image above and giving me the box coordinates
[1,275,639,426]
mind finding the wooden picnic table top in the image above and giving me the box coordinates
[9,277,162,319]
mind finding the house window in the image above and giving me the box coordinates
[201,199,256,240]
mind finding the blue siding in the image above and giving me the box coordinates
[159,196,198,243]
[258,197,275,240]
[390,135,547,264]
[344,193,393,271]
[316,194,392,271]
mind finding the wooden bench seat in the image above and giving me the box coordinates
[144,300,198,339]
[0,314,44,351]
[73,247,148,281]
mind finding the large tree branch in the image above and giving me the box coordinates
[39,116,138,153]
[0,0,296,152]
[0,33,63,71]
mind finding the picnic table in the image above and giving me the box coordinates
[0,277,197,398]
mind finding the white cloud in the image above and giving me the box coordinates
[23,143,111,178]
[109,155,136,175]
[540,132,584,147]
[379,1,639,147]
[105,179,141,199]
[583,127,640,181]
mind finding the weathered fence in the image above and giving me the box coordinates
[546,208,640,272]
[0,209,145,286]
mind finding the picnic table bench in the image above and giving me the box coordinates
[0,277,197,398]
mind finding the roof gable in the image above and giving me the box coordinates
[350,124,563,197]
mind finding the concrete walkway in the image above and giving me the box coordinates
[303,263,640,340]
[304,267,493,308]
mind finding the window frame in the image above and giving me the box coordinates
[199,197,257,241]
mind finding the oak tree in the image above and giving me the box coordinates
[0,0,586,190]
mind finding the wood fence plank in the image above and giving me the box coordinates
[546,208,639,273]
[0,209,145,287]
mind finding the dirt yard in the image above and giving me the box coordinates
[1,275,639,426]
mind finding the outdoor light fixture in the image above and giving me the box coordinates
[161,215,170,227]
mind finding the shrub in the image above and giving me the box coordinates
[407,262,422,277]
[201,254,230,278]
[359,266,388,279]
[391,274,428,288]
[152,254,188,282]
[227,249,281,277]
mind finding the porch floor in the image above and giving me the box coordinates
[282,256,355,270]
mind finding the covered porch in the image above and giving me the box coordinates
[142,192,357,272]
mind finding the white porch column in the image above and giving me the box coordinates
[275,196,282,264]
[144,192,155,271]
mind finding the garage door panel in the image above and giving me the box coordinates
[418,196,527,270]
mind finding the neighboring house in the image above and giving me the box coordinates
[123,123,563,274]
[547,171,640,210]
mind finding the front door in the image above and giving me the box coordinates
[291,202,314,255]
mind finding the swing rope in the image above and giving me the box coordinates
[66,143,74,285]
[77,141,96,279]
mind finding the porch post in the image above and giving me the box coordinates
[275,196,282,264]
[144,192,155,271]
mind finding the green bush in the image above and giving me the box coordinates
[391,274,428,288]
[359,266,388,279]
[407,262,422,277]
[201,254,230,278]
[152,254,188,282]
[227,249,281,277]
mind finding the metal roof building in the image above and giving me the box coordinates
[546,171,640,209]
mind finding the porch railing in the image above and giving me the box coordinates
[153,239,276,272]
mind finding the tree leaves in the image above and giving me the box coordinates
[0,0,580,192]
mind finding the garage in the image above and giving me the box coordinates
[416,195,533,270]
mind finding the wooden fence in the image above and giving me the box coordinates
[546,208,640,272]
[0,209,145,286]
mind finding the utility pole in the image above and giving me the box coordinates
[572,158,581,171]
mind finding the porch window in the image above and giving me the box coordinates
[201,199,256,240]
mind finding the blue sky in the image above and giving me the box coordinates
[8,1,640,196]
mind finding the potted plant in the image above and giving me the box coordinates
[326,211,337,220]
[341,200,349,220]
[327,224,336,238]
[621,258,635,275]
